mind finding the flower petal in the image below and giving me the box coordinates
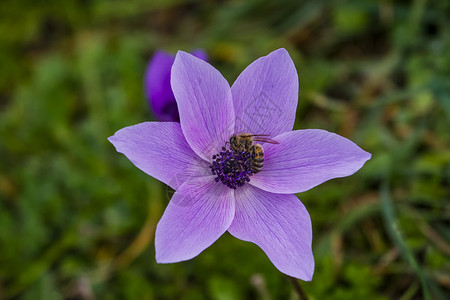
[171,51,234,160]
[155,176,235,263]
[144,51,178,121]
[228,185,314,280]
[231,48,298,136]
[108,122,209,189]
[250,129,372,194]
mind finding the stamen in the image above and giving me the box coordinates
[209,144,255,189]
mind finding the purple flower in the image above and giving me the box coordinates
[144,49,208,121]
[109,49,371,280]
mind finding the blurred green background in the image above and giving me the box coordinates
[0,0,449,299]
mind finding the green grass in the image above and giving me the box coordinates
[0,0,449,299]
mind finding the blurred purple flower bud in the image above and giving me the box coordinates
[144,49,208,121]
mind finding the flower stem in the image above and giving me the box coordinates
[288,276,308,300]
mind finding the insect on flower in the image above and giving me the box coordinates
[109,48,371,280]
[229,134,279,173]
[210,133,279,189]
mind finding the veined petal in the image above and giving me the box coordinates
[231,48,298,136]
[228,185,314,280]
[250,129,372,194]
[171,51,234,161]
[108,122,209,189]
[155,176,235,263]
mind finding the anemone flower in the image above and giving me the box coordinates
[109,48,371,280]
[144,49,208,122]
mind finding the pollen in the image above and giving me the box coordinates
[209,145,254,189]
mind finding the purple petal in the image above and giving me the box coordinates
[171,51,234,160]
[250,129,372,194]
[108,122,209,189]
[231,48,298,136]
[144,51,178,121]
[228,185,314,280]
[155,176,235,263]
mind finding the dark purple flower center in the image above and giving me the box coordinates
[209,145,254,189]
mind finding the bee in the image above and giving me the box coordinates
[229,133,279,173]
